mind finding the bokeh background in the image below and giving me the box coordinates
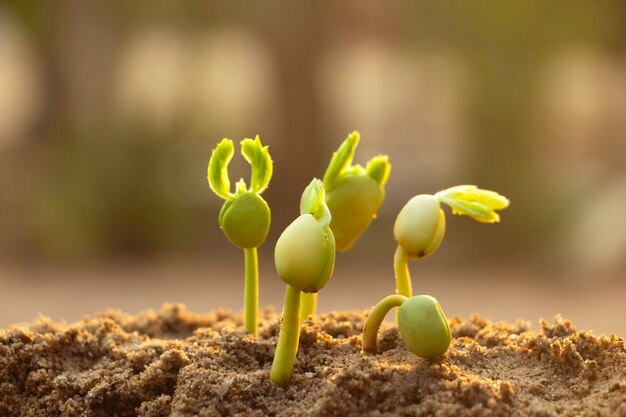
[1,1,625,336]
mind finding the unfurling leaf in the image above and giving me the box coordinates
[300,178,331,229]
[323,131,359,189]
[435,185,509,223]
[365,155,391,187]
[208,138,234,200]
[241,135,273,194]
[323,132,391,251]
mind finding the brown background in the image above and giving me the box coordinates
[0,1,625,336]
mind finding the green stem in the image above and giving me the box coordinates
[300,292,317,320]
[270,285,301,387]
[244,247,258,337]
[362,294,408,354]
[394,245,412,324]
[394,245,412,297]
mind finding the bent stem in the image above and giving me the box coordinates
[300,292,317,320]
[244,247,258,337]
[394,245,412,298]
[270,285,301,387]
[362,294,408,354]
[394,246,412,323]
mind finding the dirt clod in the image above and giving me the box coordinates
[1,304,625,416]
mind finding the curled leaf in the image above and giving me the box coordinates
[207,138,234,200]
[365,155,391,187]
[241,135,273,194]
[300,178,331,229]
[441,198,499,223]
[435,185,509,223]
[437,185,509,210]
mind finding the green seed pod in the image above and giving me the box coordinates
[219,192,270,249]
[274,213,335,293]
[326,174,384,251]
[393,194,446,259]
[398,295,451,358]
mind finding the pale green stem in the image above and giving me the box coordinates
[244,247,258,337]
[395,245,412,297]
[270,285,301,387]
[362,294,408,354]
[394,245,412,323]
[300,292,317,320]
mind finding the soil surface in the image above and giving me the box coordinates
[1,304,625,417]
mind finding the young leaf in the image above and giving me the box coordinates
[208,138,234,200]
[323,131,360,189]
[300,178,331,229]
[235,178,248,195]
[436,185,509,210]
[438,196,500,223]
[365,155,391,186]
[435,185,509,223]
[241,135,273,194]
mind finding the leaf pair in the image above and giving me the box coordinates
[435,185,510,223]
[208,135,273,200]
[323,131,390,190]
[208,136,273,249]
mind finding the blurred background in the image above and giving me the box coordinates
[1,1,625,336]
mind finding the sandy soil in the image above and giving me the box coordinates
[1,304,625,416]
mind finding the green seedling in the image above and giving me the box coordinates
[300,131,391,320]
[393,185,510,300]
[207,136,273,337]
[323,131,391,251]
[362,294,451,358]
[271,179,336,387]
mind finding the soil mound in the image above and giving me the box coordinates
[1,304,625,416]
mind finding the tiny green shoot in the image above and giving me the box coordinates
[362,294,451,358]
[323,131,391,252]
[300,132,391,320]
[207,136,273,338]
[271,179,336,387]
[393,185,510,301]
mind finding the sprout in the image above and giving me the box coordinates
[393,185,509,301]
[270,179,336,387]
[362,294,451,358]
[300,132,391,320]
[324,131,391,252]
[207,136,273,337]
